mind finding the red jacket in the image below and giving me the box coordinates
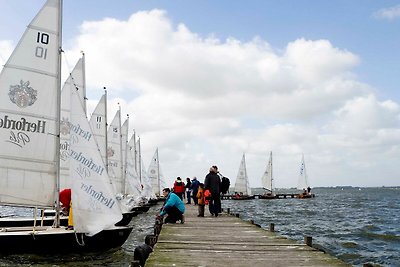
[173,181,185,194]
[59,188,71,210]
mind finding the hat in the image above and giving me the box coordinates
[176,177,181,181]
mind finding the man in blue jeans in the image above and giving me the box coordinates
[159,188,186,224]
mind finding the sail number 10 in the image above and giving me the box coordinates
[35,32,49,60]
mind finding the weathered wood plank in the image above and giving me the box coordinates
[145,204,349,267]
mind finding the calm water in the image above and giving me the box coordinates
[222,187,400,267]
[1,188,399,266]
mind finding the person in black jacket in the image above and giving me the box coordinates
[185,177,192,204]
[204,166,221,217]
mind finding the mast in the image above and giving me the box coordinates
[104,87,108,172]
[138,137,142,184]
[118,105,124,193]
[243,153,250,195]
[54,0,63,227]
[81,51,87,115]
[123,114,129,195]
[133,130,137,171]
[156,148,160,195]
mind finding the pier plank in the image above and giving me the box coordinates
[145,205,349,267]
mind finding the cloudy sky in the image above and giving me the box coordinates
[1,0,399,188]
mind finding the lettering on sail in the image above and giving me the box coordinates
[80,183,116,209]
[0,115,46,148]
[69,150,105,178]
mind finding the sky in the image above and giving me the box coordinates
[1,0,399,189]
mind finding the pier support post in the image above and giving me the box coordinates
[269,223,275,232]
[145,235,158,247]
[304,236,312,247]
[227,208,230,214]
[235,213,240,218]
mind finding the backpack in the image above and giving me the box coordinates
[221,177,230,194]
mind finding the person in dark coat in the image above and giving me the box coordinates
[191,177,200,205]
[204,166,221,217]
[185,177,192,204]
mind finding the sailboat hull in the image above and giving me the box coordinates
[131,205,151,213]
[0,226,133,254]
[0,217,68,227]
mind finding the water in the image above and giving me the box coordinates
[221,187,400,267]
[0,204,161,266]
[1,188,399,266]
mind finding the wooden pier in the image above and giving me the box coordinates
[144,204,348,267]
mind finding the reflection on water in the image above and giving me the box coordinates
[222,187,400,267]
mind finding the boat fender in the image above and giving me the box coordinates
[134,243,153,266]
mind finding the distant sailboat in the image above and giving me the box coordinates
[259,151,276,199]
[0,0,132,253]
[296,154,315,198]
[233,153,254,200]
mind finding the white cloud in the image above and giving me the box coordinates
[374,5,400,20]
[59,9,400,188]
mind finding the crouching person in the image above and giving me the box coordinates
[160,188,185,224]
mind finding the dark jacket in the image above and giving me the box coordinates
[204,171,221,195]
[191,179,200,192]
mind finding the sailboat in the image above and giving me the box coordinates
[232,153,254,200]
[0,0,132,253]
[147,148,165,200]
[296,154,315,198]
[259,151,277,199]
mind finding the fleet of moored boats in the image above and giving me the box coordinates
[0,0,314,256]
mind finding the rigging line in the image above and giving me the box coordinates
[74,232,86,246]
[61,51,84,92]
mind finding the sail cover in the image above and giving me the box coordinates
[69,87,122,236]
[0,0,60,207]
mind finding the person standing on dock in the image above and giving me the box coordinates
[191,177,200,205]
[196,183,206,217]
[185,177,192,204]
[173,177,185,200]
[159,188,185,224]
[204,166,222,217]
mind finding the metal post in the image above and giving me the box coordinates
[269,223,275,232]
[304,236,312,247]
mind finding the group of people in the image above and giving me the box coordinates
[172,176,201,205]
[157,165,223,223]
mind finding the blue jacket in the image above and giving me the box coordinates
[160,192,185,216]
